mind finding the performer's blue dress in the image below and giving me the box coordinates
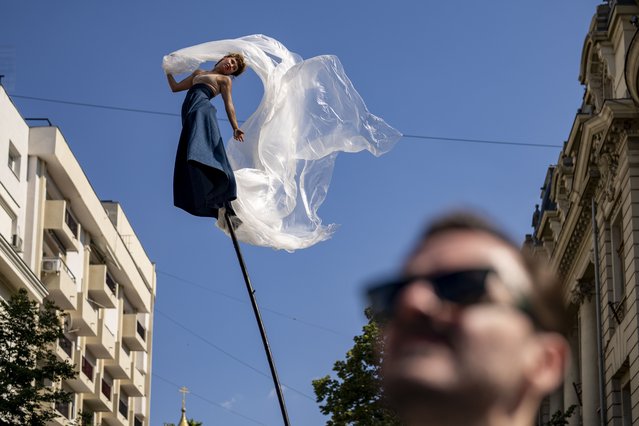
[173,84,237,218]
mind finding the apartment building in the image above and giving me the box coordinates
[0,85,156,425]
[526,1,639,425]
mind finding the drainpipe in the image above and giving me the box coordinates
[591,198,607,425]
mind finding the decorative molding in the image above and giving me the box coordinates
[596,146,619,202]
[570,279,594,306]
[558,206,593,280]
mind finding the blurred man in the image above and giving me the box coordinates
[367,212,569,426]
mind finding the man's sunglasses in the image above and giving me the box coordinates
[366,268,538,324]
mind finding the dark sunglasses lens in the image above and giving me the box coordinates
[433,270,489,305]
[367,279,408,320]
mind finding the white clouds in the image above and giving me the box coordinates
[220,394,242,410]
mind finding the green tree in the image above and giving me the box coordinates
[312,309,401,425]
[0,288,76,425]
[545,404,577,426]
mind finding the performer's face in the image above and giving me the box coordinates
[217,56,240,75]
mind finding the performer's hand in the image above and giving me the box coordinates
[234,129,245,142]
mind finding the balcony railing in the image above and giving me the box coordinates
[81,356,94,381]
[88,264,117,309]
[123,315,146,351]
[41,256,77,310]
[42,256,76,283]
[58,335,73,358]
[44,200,79,251]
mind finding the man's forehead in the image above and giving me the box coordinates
[404,230,525,277]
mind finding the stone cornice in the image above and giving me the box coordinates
[557,199,593,280]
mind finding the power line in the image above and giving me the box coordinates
[156,309,316,402]
[158,270,350,338]
[152,372,267,425]
[13,94,181,117]
[12,93,561,149]
[402,134,561,149]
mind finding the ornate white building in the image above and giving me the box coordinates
[0,85,156,425]
[526,1,639,424]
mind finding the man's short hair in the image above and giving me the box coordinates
[412,211,569,336]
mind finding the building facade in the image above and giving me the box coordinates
[526,1,639,425]
[0,86,156,425]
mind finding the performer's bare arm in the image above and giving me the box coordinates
[166,70,204,93]
[220,77,244,142]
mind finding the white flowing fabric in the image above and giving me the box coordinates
[163,35,401,251]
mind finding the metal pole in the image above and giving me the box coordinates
[591,198,607,426]
[224,211,291,426]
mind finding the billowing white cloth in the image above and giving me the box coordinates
[163,35,401,251]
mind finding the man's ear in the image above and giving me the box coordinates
[526,333,570,394]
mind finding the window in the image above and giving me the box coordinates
[81,356,94,381]
[7,141,20,178]
[119,394,128,419]
[101,378,112,400]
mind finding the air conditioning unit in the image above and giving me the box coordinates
[11,234,23,252]
[62,313,79,334]
[42,257,62,273]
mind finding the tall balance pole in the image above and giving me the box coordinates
[591,199,607,426]
[224,211,291,426]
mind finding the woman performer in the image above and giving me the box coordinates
[166,53,246,219]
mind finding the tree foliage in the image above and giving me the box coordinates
[312,309,401,425]
[546,404,577,426]
[0,288,76,425]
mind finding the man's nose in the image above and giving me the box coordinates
[393,280,459,324]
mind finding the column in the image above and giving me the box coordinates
[580,296,600,426]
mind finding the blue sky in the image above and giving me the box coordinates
[3,1,601,424]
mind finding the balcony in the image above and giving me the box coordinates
[122,314,146,351]
[41,256,77,310]
[67,353,94,394]
[133,396,147,421]
[88,264,117,308]
[86,315,116,359]
[104,342,131,380]
[48,400,73,425]
[101,393,128,426]
[54,335,74,363]
[43,200,78,251]
[69,293,98,337]
[120,365,145,397]
[83,370,112,412]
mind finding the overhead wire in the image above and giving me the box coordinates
[152,372,267,425]
[12,93,562,149]
[156,309,316,402]
[157,270,351,338]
